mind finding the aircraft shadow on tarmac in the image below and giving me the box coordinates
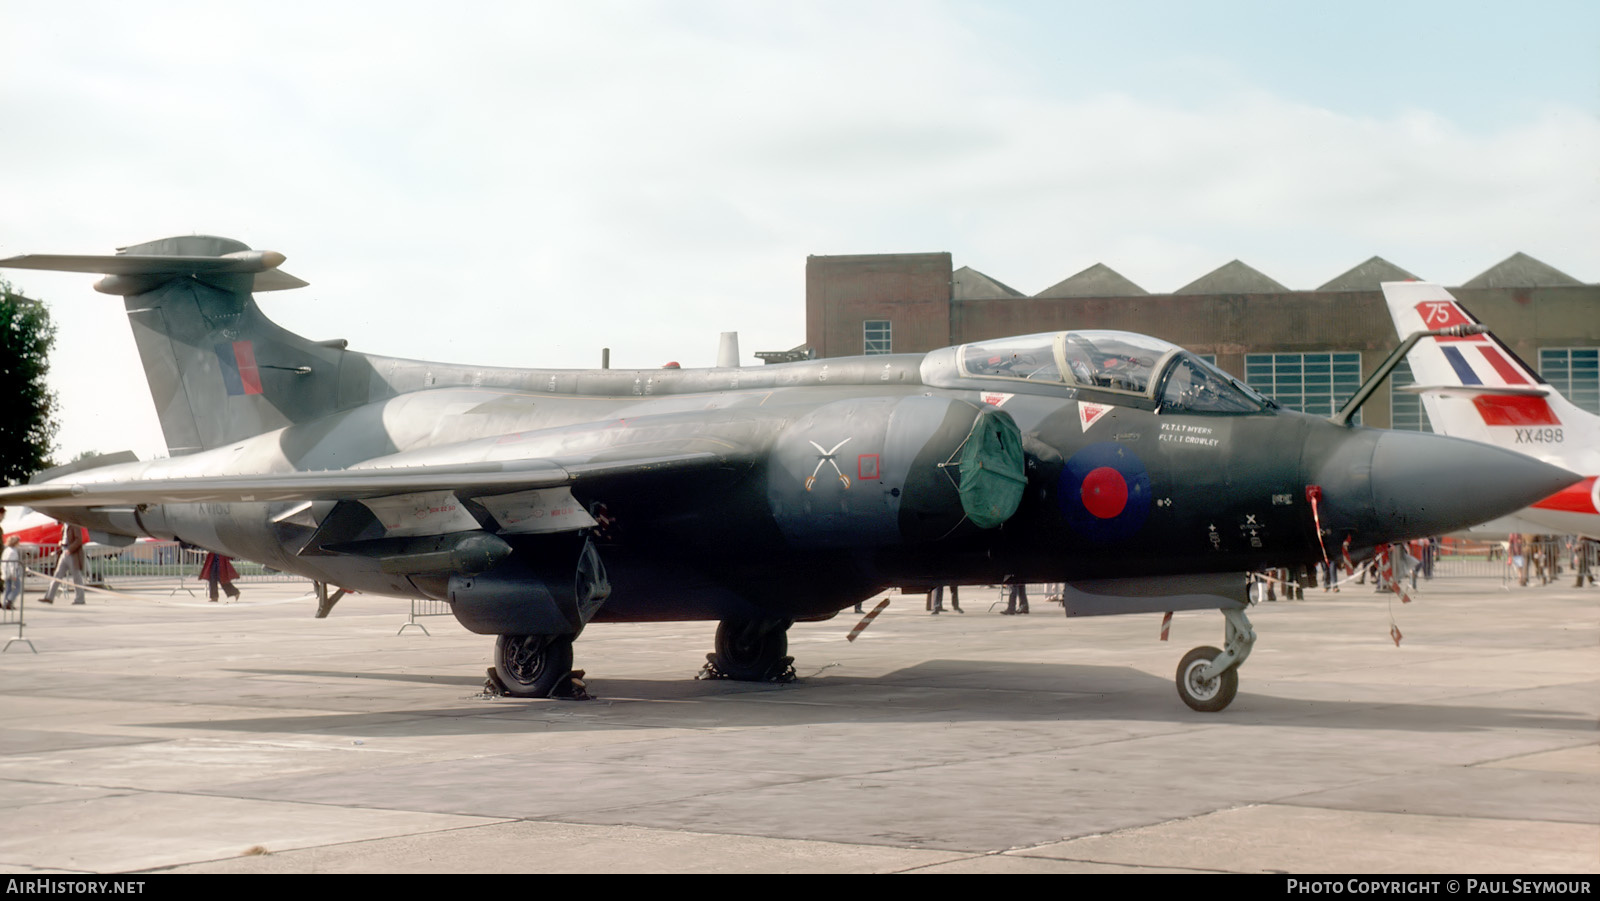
[134,659,1595,739]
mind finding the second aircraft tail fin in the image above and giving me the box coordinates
[1381,280,1597,471]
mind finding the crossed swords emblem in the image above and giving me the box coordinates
[805,438,852,491]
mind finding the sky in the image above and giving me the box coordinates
[2,0,1597,462]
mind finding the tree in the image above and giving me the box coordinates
[0,278,58,486]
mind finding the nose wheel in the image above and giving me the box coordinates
[1176,645,1238,712]
[1175,607,1254,712]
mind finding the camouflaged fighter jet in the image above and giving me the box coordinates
[0,237,1579,711]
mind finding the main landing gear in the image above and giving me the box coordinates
[492,633,575,698]
[492,617,799,699]
[702,618,796,682]
[1175,606,1256,712]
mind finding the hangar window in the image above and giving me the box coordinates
[1245,352,1362,423]
[1540,348,1600,415]
[1389,359,1433,432]
[863,320,892,355]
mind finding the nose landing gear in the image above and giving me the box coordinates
[1175,606,1255,712]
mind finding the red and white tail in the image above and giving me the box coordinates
[1382,282,1598,537]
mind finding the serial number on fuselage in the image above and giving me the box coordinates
[1514,427,1564,444]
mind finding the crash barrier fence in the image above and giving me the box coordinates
[1386,538,1596,585]
[991,583,1065,611]
[400,598,452,635]
[0,558,452,649]
[1257,537,1597,589]
[0,568,33,652]
[20,542,303,595]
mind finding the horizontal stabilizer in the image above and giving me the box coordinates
[30,450,140,483]
[0,251,307,292]
[252,270,312,291]
[1396,384,1550,398]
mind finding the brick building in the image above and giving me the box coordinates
[803,251,1599,429]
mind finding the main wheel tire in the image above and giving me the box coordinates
[1176,645,1239,712]
[713,619,789,681]
[494,634,574,698]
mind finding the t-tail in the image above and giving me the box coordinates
[1382,281,1599,535]
[2,236,355,455]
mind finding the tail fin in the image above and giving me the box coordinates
[1,236,346,455]
[1381,281,1598,472]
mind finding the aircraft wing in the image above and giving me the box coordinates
[0,452,726,508]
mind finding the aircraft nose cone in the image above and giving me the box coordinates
[1368,430,1578,538]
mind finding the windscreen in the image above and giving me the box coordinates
[1157,353,1266,414]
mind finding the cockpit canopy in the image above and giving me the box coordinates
[957,330,1267,414]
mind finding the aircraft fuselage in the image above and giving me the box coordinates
[48,348,1532,623]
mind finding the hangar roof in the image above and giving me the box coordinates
[953,266,1025,300]
[1036,263,1148,297]
[1175,260,1290,295]
[1318,256,1423,291]
[1461,252,1583,289]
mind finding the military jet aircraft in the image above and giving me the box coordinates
[0,237,1578,711]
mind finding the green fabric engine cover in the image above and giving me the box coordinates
[956,410,1026,528]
